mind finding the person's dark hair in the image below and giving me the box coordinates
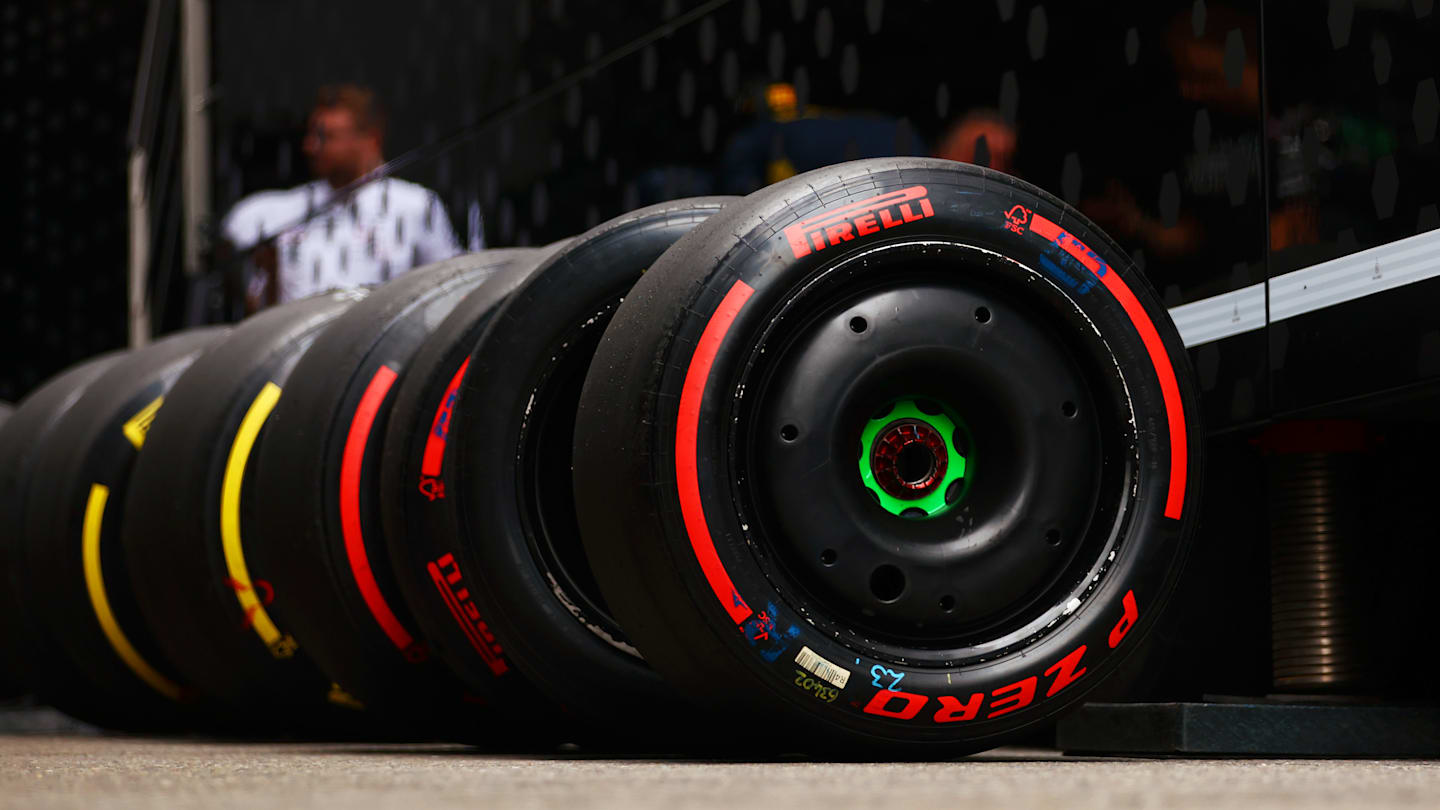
[314,84,387,141]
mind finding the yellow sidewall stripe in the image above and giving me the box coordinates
[81,483,184,701]
[221,382,297,658]
[122,395,164,449]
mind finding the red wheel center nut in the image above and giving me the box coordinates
[872,421,948,499]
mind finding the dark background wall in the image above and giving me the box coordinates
[210,0,1274,308]
[0,0,145,402]
[3,0,1437,426]
[204,0,1440,431]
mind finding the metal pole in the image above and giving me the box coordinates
[125,0,168,348]
[180,0,211,280]
[127,148,152,348]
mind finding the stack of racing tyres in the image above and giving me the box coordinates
[0,159,1201,756]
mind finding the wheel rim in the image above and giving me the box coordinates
[515,297,637,655]
[730,240,1134,663]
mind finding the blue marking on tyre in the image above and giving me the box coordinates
[1038,253,1097,294]
[742,602,801,662]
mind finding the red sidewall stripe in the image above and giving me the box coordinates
[340,365,415,652]
[675,280,756,626]
[1029,212,1187,520]
[1095,269,1188,519]
[675,209,1188,631]
[420,357,469,478]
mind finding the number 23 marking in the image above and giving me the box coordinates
[871,665,905,691]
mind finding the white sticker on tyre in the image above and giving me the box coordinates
[795,645,851,689]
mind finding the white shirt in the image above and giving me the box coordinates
[221,178,463,304]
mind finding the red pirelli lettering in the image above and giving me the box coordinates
[862,689,929,719]
[784,186,935,258]
[1109,589,1139,649]
[986,675,1037,718]
[427,553,509,676]
[933,692,984,724]
[1044,645,1088,698]
[859,591,1144,724]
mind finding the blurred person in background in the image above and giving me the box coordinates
[220,84,460,313]
[718,81,925,195]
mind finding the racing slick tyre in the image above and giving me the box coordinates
[122,291,369,730]
[375,247,557,699]
[572,158,1203,755]
[0,400,18,699]
[249,252,546,735]
[389,199,733,748]
[0,357,127,719]
[20,329,228,730]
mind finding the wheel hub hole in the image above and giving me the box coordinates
[869,564,907,602]
[849,316,868,333]
[820,548,837,566]
[872,420,948,498]
[895,443,935,486]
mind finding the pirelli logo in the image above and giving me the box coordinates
[427,553,509,676]
[121,396,164,450]
[783,186,935,259]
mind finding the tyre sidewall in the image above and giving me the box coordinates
[624,161,1201,746]
[450,201,734,734]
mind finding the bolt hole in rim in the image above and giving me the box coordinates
[869,565,907,602]
[733,240,1133,663]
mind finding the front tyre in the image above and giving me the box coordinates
[573,158,1202,754]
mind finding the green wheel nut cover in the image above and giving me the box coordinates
[858,399,967,519]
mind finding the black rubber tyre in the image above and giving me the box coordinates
[21,329,229,730]
[389,199,733,746]
[1,360,126,718]
[0,400,18,699]
[375,248,558,700]
[573,159,1203,755]
[122,292,368,729]
[249,252,537,731]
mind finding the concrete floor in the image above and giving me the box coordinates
[1,732,1438,810]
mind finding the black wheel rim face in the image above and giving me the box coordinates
[734,241,1132,661]
[516,297,634,652]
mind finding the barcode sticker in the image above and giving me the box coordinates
[795,645,851,689]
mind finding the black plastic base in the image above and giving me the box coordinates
[1058,701,1440,757]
